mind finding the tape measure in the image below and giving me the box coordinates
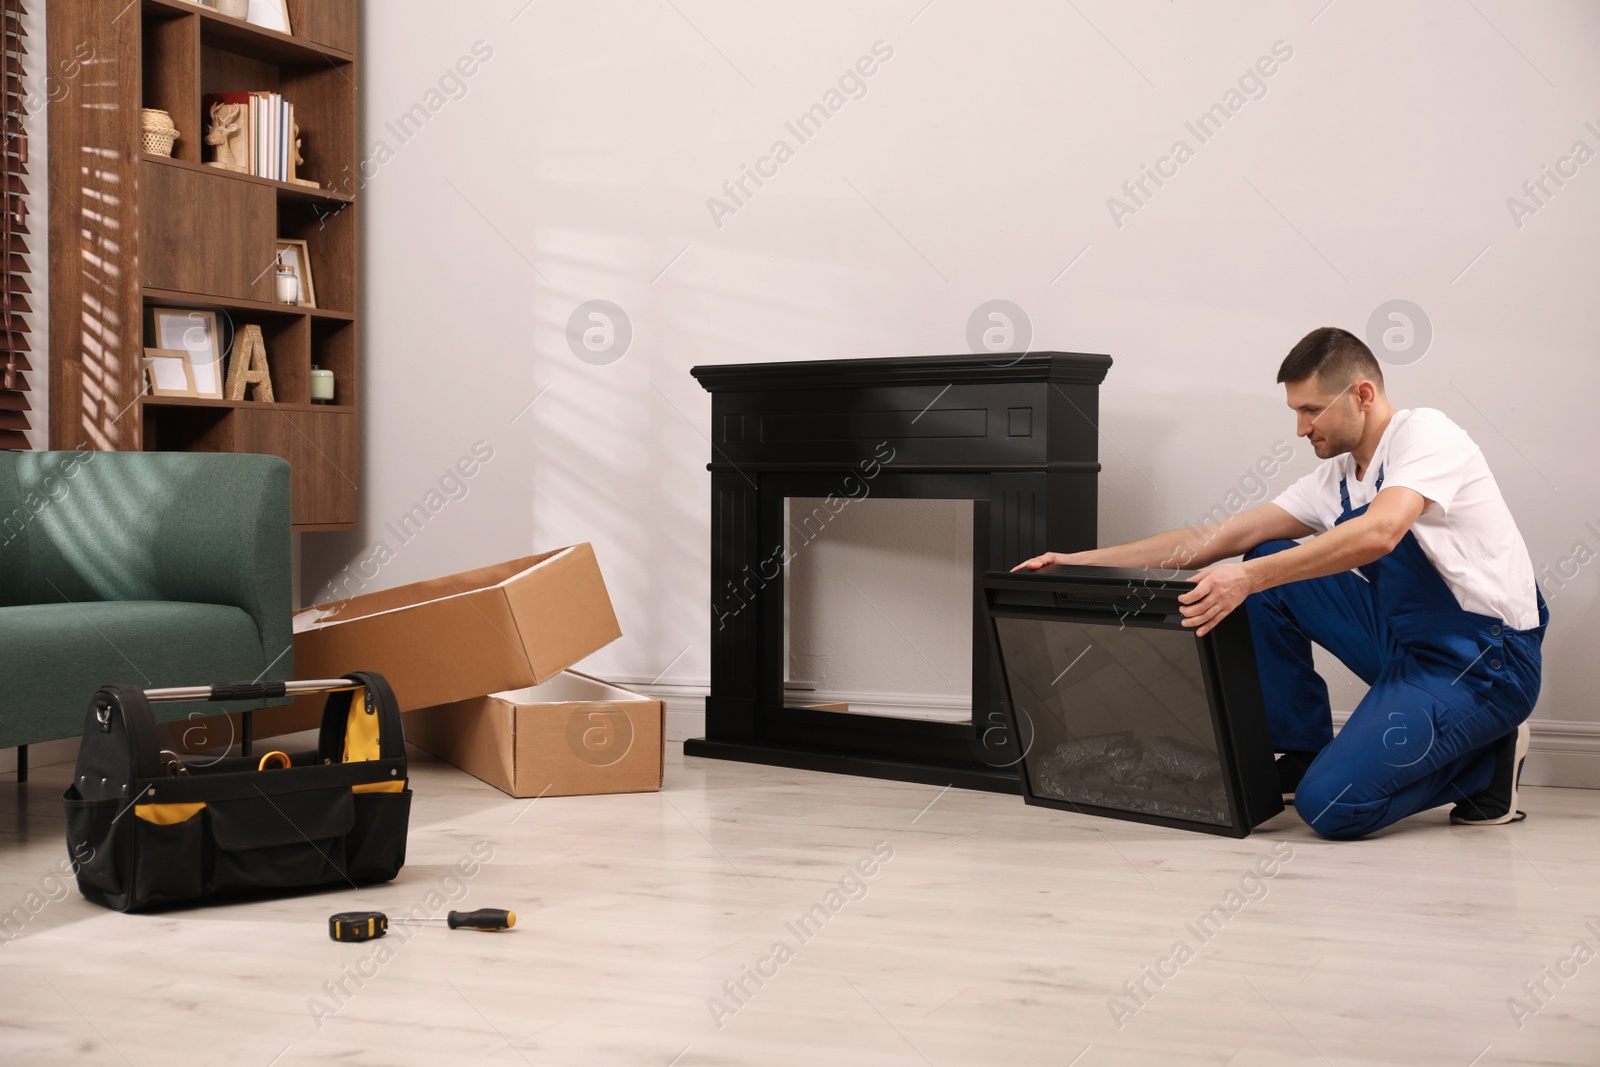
[328,911,388,943]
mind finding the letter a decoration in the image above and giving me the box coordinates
[226,324,276,402]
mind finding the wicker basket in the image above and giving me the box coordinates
[140,109,179,157]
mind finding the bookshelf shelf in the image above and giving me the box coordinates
[145,0,355,64]
[49,0,362,530]
[139,396,356,414]
[142,286,358,322]
[142,154,356,204]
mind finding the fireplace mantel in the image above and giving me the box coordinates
[690,351,1112,391]
[686,351,1111,792]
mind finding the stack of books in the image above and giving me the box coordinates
[203,91,297,182]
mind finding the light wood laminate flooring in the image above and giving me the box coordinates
[2,744,1596,1065]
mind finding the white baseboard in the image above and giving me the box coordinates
[1522,719,1600,789]
[624,682,1600,791]
[621,683,711,745]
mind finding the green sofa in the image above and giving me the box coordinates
[1,451,293,779]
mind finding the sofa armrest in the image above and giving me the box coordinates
[14,451,294,677]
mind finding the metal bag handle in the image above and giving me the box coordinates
[141,679,358,704]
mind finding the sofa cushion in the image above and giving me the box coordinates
[0,601,268,750]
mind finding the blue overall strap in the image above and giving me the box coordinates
[1337,463,1385,519]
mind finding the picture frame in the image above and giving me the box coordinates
[275,239,317,309]
[149,308,225,400]
[143,349,198,397]
[246,0,291,34]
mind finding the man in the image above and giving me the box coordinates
[1014,327,1547,839]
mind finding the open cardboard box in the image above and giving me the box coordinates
[292,544,622,712]
[406,671,664,798]
[175,546,622,748]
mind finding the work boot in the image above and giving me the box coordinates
[1276,750,1317,802]
[1451,720,1531,825]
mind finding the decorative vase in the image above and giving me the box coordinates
[139,109,178,157]
[217,0,249,18]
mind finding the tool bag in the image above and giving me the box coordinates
[62,673,411,912]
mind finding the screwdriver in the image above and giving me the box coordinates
[328,909,515,942]
[396,909,515,931]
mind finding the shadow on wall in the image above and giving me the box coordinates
[514,220,924,688]
[530,277,708,687]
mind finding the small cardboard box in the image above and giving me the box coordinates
[405,671,664,798]
[291,545,622,713]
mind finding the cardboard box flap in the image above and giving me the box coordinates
[496,671,652,705]
[502,543,622,683]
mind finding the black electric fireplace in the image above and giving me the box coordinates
[686,352,1111,792]
[981,565,1283,836]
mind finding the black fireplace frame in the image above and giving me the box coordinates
[686,352,1112,792]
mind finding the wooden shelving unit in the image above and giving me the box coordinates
[47,0,360,530]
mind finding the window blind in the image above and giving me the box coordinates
[0,0,31,450]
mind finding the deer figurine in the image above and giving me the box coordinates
[205,101,248,173]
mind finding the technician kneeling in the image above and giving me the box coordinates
[1015,327,1547,839]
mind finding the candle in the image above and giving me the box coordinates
[310,367,335,403]
[276,262,300,304]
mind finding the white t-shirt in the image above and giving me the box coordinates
[1270,408,1540,631]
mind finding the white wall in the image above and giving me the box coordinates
[304,1,1600,751]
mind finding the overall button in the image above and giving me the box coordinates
[1488,658,1503,671]
[1489,624,1502,636]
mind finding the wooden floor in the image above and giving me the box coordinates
[2,744,1598,1066]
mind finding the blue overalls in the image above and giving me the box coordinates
[1243,464,1549,839]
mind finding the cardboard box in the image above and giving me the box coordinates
[405,671,664,797]
[291,545,622,713]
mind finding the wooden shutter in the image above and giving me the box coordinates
[0,0,30,450]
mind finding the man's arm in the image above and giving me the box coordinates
[1178,486,1429,635]
[1237,486,1426,591]
[1011,503,1316,573]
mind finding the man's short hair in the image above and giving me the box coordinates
[1276,327,1385,392]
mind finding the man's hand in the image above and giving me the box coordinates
[1177,562,1258,637]
[1011,551,1087,572]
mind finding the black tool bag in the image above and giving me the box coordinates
[62,673,411,912]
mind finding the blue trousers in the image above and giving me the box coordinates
[1243,540,1543,840]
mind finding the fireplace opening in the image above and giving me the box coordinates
[783,496,974,723]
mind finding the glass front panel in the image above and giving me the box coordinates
[994,615,1232,827]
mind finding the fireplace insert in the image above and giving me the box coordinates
[981,565,1284,836]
